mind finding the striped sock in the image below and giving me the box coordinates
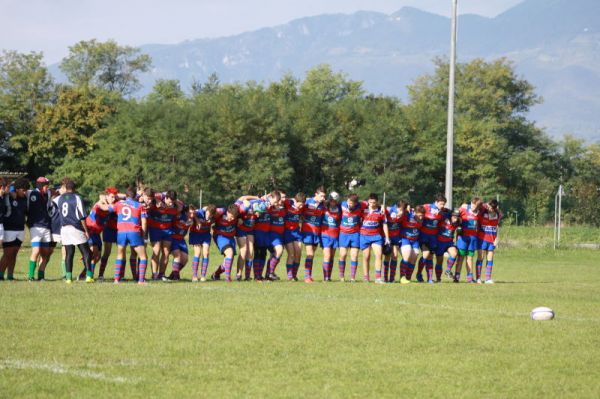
[192,256,200,278]
[245,260,253,279]
[426,259,434,281]
[129,259,138,280]
[455,272,461,281]
[476,260,483,280]
[304,257,313,280]
[466,272,473,283]
[114,259,125,281]
[375,269,382,280]
[269,256,281,274]
[223,258,233,281]
[446,256,456,273]
[350,261,358,279]
[400,260,408,277]
[253,259,263,279]
[138,259,148,282]
[172,261,181,274]
[119,264,126,280]
[435,263,443,280]
[293,262,300,278]
[201,257,209,278]
[383,260,390,282]
[339,260,346,279]
[417,258,425,276]
[485,260,494,281]
[389,260,398,282]
[322,261,331,280]
[286,263,294,280]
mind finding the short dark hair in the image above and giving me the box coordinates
[397,200,408,210]
[126,187,136,199]
[414,205,426,214]
[315,186,325,194]
[14,178,29,190]
[165,190,177,201]
[489,199,499,209]
[295,192,306,202]
[227,204,239,218]
[435,194,447,203]
[60,177,75,191]
[270,190,281,201]
[368,193,378,201]
[347,193,359,203]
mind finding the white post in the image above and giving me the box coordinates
[199,189,203,209]
[557,185,563,244]
[445,0,458,209]
[554,191,558,250]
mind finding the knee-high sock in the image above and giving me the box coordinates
[245,260,252,279]
[350,261,358,279]
[268,256,281,274]
[425,259,434,281]
[476,260,483,280]
[304,257,313,279]
[223,257,233,281]
[201,257,209,278]
[383,260,390,282]
[389,259,398,282]
[130,257,138,280]
[138,259,148,282]
[192,256,200,278]
[446,256,456,273]
[435,262,442,280]
[339,260,346,279]
[485,260,494,281]
[292,262,300,278]
[417,258,425,276]
[114,259,125,281]
[407,262,415,280]
[286,262,294,279]
[322,261,331,279]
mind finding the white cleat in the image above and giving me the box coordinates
[484,279,495,284]
[374,278,385,284]
[476,278,483,284]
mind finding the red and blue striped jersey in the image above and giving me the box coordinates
[269,205,286,235]
[236,200,257,232]
[437,218,458,243]
[110,199,147,233]
[172,213,192,241]
[421,203,443,235]
[283,199,302,231]
[254,200,271,233]
[459,204,479,237]
[106,211,117,230]
[400,211,422,241]
[85,204,109,234]
[321,206,341,238]
[340,201,367,234]
[478,209,501,243]
[147,204,177,230]
[190,209,213,234]
[213,208,237,237]
[302,197,325,234]
[386,205,403,237]
[360,206,386,236]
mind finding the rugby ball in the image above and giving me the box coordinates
[530,307,555,321]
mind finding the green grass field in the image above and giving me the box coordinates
[1,231,599,398]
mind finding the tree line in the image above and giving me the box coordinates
[1,40,599,225]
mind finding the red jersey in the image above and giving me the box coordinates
[321,206,341,238]
[459,204,480,237]
[147,204,178,230]
[437,218,458,243]
[236,200,256,233]
[301,197,324,234]
[478,209,501,243]
[421,203,444,235]
[213,208,237,237]
[360,206,386,236]
[110,199,147,233]
[85,204,108,234]
[400,211,422,241]
[340,200,367,234]
[385,205,403,237]
[283,199,302,231]
[190,208,213,234]
[269,205,287,235]
[172,214,192,241]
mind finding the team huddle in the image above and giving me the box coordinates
[0,176,502,285]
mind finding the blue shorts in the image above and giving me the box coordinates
[171,238,189,254]
[302,231,321,246]
[321,234,339,249]
[117,232,144,248]
[457,235,478,252]
[419,233,438,250]
[102,228,117,244]
[435,241,456,256]
[284,229,302,244]
[149,227,172,243]
[236,228,253,238]
[214,235,236,255]
[478,239,496,252]
[88,233,103,249]
[360,234,383,250]
[390,235,402,246]
[255,231,271,249]
[401,238,420,250]
[339,232,360,249]
[189,232,211,246]
[270,232,284,247]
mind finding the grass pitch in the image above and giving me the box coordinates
[1,236,599,398]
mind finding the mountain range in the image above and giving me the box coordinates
[66,0,600,140]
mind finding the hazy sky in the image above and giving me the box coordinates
[1,0,524,64]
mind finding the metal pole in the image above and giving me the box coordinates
[557,185,562,244]
[445,0,458,209]
[554,191,558,250]
[199,189,203,209]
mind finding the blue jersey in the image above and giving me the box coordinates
[55,192,88,232]
[4,195,28,231]
[26,189,52,228]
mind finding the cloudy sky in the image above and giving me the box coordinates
[1,0,524,64]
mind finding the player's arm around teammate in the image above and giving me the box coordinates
[283,193,305,281]
[338,193,365,282]
[360,193,389,284]
[476,199,501,284]
[384,200,406,283]
[399,205,425,284]
[320,192,341,282]
[454,197,482,283]
[301,186,326,283]
[190,204,215,282]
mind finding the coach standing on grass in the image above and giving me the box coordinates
[55,177,94,284]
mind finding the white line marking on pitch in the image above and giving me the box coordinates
[0,359,137,383]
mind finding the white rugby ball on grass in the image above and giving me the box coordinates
[531,307,555,321]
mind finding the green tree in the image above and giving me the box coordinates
[60,39,151,96]
[147,79,185,103]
